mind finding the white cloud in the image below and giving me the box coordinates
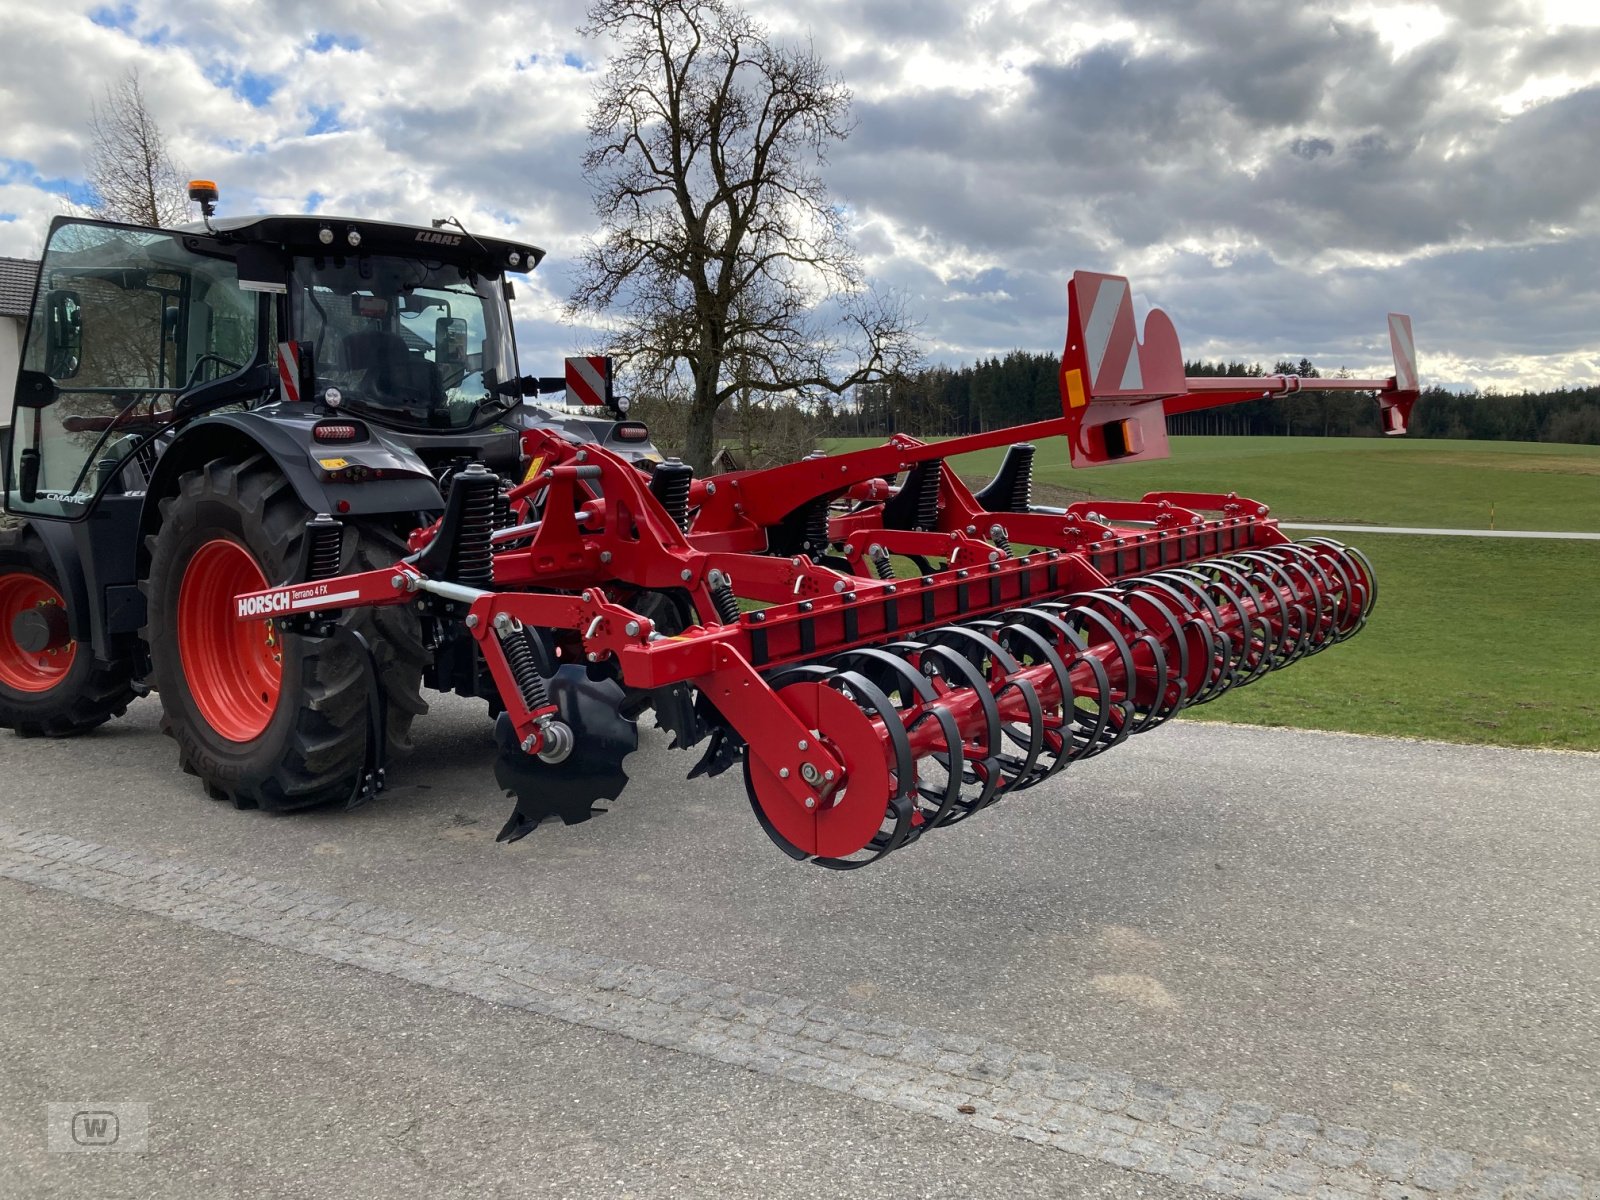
[0,0,1594,388]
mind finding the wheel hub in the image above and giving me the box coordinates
[0,574,76,693]
[12,602,71,655]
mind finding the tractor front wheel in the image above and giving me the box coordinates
[0,525,138,737]
[143,457,428,810]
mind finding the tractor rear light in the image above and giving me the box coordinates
[612,421,650,443]
[313,421,367,443]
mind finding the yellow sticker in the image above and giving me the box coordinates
[1064,368,1087,410]
[318,457,349,470]
[522,454,547,484]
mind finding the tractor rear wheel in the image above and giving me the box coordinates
[0,525,138,737]
[143,456,428,811]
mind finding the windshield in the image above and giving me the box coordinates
[290,256,517,430]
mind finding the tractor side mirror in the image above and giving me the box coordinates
[45,289,83,380]
[435,317,468,369]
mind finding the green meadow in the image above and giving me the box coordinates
[829,435,1600,531]
[828,435,1600,751]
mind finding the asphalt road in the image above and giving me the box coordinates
[1,693,1595,1198]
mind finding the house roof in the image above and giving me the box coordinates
[0,257,39,319]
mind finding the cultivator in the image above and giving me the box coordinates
[233,272,1416,869]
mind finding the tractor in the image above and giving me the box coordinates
[2,186,1422,868]
[0,185,655,809]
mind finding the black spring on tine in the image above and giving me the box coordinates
[1035,599,1142,752]
[1319,539,1379,620]
[1194,560,1276,687]
[1075,588,1177,732]
[917,642,1007,818]
[1121,576,1218,706]
[1141,573,1237,703]
[1005,607,1121,762]
[1227,552,1309,668]
[1116,583,1192,714]
[1270,542,1350,635]
[1161,567,1254,684]
[1256,547,1336,653]
[811,668,919,871]
[992,619,1077,789]
[1237,550,1320,662]
[1300,539,1374,637]
[1069,590,1176,734]
[1296,542,1361,641]
[832,646,966,833]
[922,625,1045,790]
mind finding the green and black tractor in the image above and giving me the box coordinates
[0,186,657,810]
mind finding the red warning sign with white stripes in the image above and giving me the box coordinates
[565,356,612,408]
[278,341,301,403]
[1065,272,1185,401]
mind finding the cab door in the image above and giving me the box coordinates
[5,218,265,520]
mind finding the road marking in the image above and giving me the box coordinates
[0,824,1590,1200]
[1281,523,1600,541]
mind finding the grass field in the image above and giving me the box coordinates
[829,435,1600,531]
[828,435,1600,751]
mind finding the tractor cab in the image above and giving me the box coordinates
[4,211,548,520]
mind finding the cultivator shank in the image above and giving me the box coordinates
[233,272,1412,868]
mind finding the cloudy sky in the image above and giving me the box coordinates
[1,0,1596,392]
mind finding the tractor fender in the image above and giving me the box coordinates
[139,412,444,553]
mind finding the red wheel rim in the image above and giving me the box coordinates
[178,539,283,742]
[0,572,76,693]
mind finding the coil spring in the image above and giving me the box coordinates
[494,486,513,531]
[803,498,830,555]
[1007,445,1033,511]
[708,569,741,624]
[449,466,499,587]
[975,442,1034,513]
[305,519,344,581]
[883,460,944,531]
[868,546,896,580]
[988,525,1012,556]
[499,626,551,712]
[649,458,695,532]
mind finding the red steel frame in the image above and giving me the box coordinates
[229,271,1407,860]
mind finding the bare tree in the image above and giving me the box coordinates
[87,69,190,228]
[570,0,919,471]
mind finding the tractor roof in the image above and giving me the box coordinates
[180,214,546,275]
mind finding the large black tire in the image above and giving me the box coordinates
[142,456,428,811]
[0,524,139,737]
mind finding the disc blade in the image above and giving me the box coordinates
[494,666,639,842]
